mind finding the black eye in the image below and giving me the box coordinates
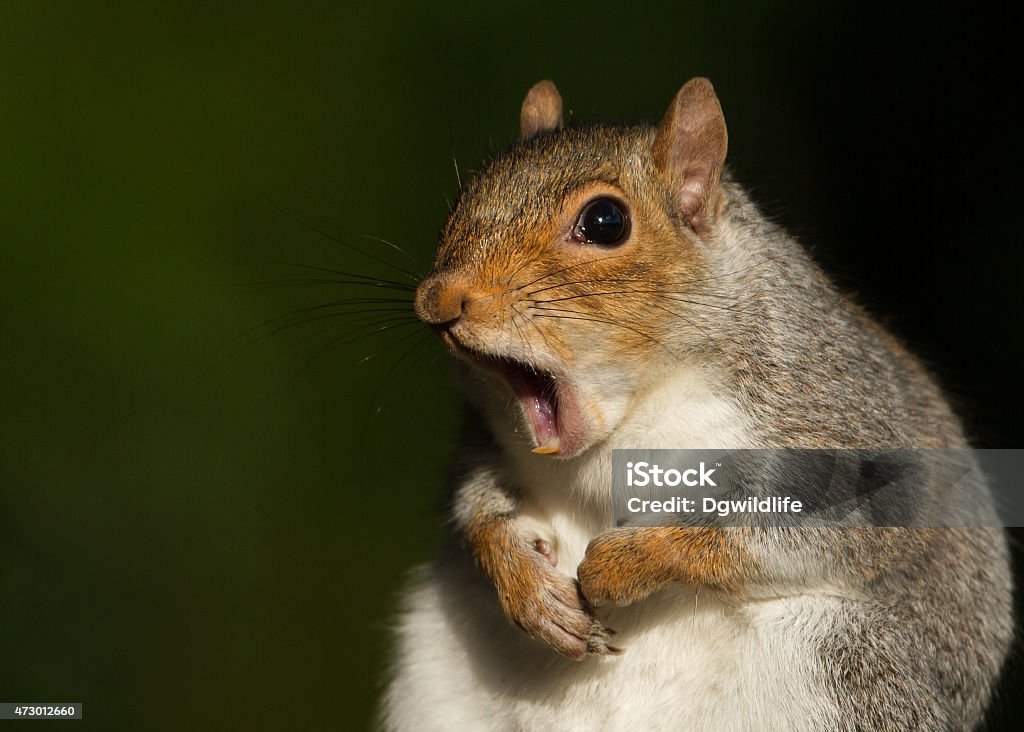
[572,197,630,246]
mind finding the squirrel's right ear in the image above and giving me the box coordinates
[520,80,563,140]
[652,78,728,234]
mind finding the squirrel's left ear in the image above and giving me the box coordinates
[520,80,563,140]
[652,78,728,234]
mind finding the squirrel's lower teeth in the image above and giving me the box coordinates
[531,435,561,455]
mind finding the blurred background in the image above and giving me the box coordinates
[1,1,1021,729]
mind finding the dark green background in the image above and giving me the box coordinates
[2,2,1021,730]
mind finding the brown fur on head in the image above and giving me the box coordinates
[414,78,729,457]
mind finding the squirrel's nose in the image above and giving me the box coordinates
[414,276,469,330]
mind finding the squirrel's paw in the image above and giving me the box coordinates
[578,528,673,607]
[496,541,621,660]
[513,560,621,660]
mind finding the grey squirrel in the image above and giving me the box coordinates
[380,78,1013,731]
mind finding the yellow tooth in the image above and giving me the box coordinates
[531,436,561,455]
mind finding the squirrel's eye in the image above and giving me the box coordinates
[572,197,630,246]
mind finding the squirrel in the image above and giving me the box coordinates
[380,78,1014,731]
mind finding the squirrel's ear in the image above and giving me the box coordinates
[520,80,563,140]
[652,78,728,234]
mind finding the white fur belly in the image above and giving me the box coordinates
[382,557,840,732]
[380,367,841,730]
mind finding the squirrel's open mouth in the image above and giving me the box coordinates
[450,344,564,454]
[490,357,562,454]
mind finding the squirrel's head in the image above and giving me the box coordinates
[415,78,730,458]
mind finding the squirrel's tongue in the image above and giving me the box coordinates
[523,390,560,454]
[501,364,561,454]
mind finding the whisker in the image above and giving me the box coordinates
[688,254,784,284]
[241,260,417,291]
[512,302,559,355]
[530,312,676,357]
[574,284,746,303]
[359,233,423,273]
[504,256,538,289]
[532,288,795,323]
[264,197,423,283]
[531,288,648,304]
[290,312,419,352]
[300,318,423,371]
[355,323,434,366]
[211,304,416,367]
[515,254,627,294]
[650,294,779,320]
[645,300,713,341]
[523,255,785,298]
[508,305,541,367]
[385,332,438,399]
[371,330,437,415]
[227,299,414,346]
[226,277,418,293]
